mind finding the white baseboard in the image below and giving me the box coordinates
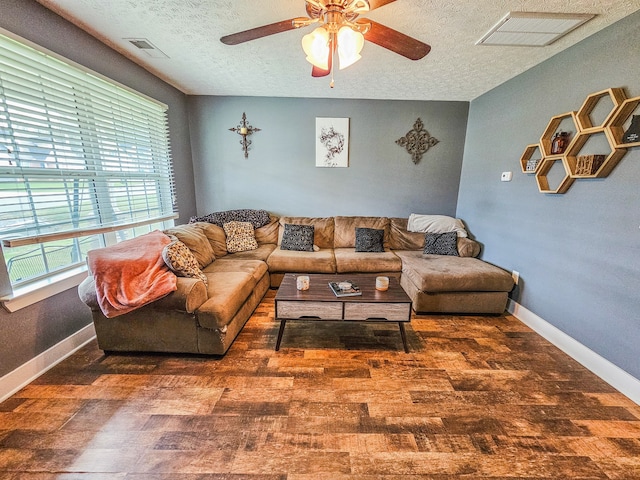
[507,299,640,405]
[0,323,96,403]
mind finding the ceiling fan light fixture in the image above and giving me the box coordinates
[302,27,330,69]
[337,26,364,69]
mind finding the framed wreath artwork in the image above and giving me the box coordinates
[316,117,349,167]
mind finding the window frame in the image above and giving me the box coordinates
[0,29,177,309]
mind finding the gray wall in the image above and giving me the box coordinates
[457,11,640,379]
[188,96,468,218]
[0,0,195,377]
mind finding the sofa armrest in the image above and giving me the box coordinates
[78,276,208,314]
[458,237,481,257]
[78,277,100,310]
[154,277,208,313]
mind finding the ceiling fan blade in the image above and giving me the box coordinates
[364,20,430,60]
[367,0,397,11]
[312,65,330,77]
[220,19,299,45]
[311,51,332,77]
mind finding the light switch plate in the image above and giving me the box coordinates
[501,171,513,182]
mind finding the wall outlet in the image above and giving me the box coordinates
[512,270,519,285]
[501,171,513,182]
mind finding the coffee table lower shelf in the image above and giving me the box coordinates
[274,316,409,353]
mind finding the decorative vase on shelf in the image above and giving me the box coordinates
[622,115,640,144]
[551,131,570,154]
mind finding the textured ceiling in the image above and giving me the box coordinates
[36,0,640,101]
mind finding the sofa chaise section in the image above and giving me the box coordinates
[395,250,514,314]
[388,216,513,314]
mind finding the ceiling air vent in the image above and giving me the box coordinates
[125,38,169,58]
[476,12,595,47]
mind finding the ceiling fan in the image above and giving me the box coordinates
[220,0,430,84]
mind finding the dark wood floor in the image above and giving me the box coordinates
[1,290,639,479]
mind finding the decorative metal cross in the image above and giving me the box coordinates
[395,118,439,164]
[229,112,261,158]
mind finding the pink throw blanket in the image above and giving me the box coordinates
[87,230,177,318]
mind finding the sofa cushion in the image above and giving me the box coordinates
[334,248,402,273]
[423,232,459,256]
[254,214,280,245]
[196,271,258,330]
[203,258,268,285]
[211,243,276,263]
[407,213,468,237]
[267,248,336,273]
[223,221,258,253]
[395,250,514,293]
[162,240,208,285]
[164,224,215,267]
[280,223,315,251]
[389,217,425,250]
[389,218,480,257]
[191,215,278,259]
[195,222,228,258]
[278,216,334,249]
[334,216,390,249]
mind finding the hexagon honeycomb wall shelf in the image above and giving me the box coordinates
[522,87,639,194]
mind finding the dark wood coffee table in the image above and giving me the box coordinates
[274,273,412,352]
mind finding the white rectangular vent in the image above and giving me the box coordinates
[124,38,169,58]
[129,39,154,49]
[476,12,595,47]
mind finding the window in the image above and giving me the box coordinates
[0,31,176,296]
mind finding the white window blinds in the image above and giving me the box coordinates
[0,32,176,248]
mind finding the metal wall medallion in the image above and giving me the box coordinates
[395,118,439,164]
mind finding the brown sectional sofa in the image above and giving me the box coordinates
[78,214,514,355]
